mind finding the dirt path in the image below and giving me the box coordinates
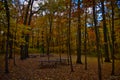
[0,54,120,80]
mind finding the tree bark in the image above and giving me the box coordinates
[93,0,102,80]
[67,0,74,72]
[100,0,111,62]
[9,33,13,59]
[84,7,87,70]
[76,0,82,64]
[4,0,10,73]
[111,1,115,75]
[21,0,34,59]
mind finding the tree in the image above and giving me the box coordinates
[20,0,35,59]
[111,0,115,75]
[76,0,82,64]
[0,1,6,54]
[8,32,13,59]
[93,0,102,80]
[84,7,88,70]
[100,0,111,62]
[66,0,74,72]
[4,0,10,73]
[45,0,55,60]
[69,0,74,72]
[25,0,35,58]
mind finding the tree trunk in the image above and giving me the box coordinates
[9,40,13,59]
[9,33,13,59]
[84,8,87,70]
[26,0,34,58]
[4,0,10,73]
[41,31,44,54]
[100,0,110,62]
[13,18,18,66]
[67,0,74,72]
[76,0,82,64]
[47,15,53,61]
[93,0,102,80]
[32,30,34,48]
[23,0,32,25]
[111,1,115,75]
[21,0,32,59]
[57,18,62,62]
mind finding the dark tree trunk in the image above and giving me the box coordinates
[20,33,24,60]
[41,31,44,54]
[13,18,18,66]
[84,8,87,70]
[24,0,32,58]
[20,0,33,59]
[76,0,82,64]
[101,0,110,62]
[4,0,10,73]
[46,36,50,61]
[28,0,34,26]
[111,1,115,75]
[23,0,32,25]
[57,19,62,62]
[20,45,24,60]
[25,34,29,58]
[93,0,102,80]
[67,0,74,72]
[46,13,53,61]
[9,33,13,59]
[25,0,34,58]
[1,36,5,53]
[32,31,34,48]
[9,40,13,59]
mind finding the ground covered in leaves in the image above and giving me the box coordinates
[0,54,120,80]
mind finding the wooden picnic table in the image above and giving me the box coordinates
[39,58,68,68]
[39,60,58,68]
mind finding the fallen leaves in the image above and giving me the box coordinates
[0,54,120,80]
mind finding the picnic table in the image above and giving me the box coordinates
[39,58,68,68]
[29,54,39,58]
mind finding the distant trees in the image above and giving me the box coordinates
[0,0,120,76]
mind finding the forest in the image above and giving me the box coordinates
[0,0,120,80]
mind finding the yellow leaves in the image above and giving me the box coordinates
[16,36,26,46]
[10,23,31,46]
[17,24,31,35]
[61,18,67,24]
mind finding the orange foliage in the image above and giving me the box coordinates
[88,28,96,41]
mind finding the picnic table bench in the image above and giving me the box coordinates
[40,53,54,57]
[29,54,39,58]
[39,58,68,68]
[39,60,58,68]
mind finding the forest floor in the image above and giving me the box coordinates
[0,53,120,80]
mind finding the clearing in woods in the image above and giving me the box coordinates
[0,54,120,80]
